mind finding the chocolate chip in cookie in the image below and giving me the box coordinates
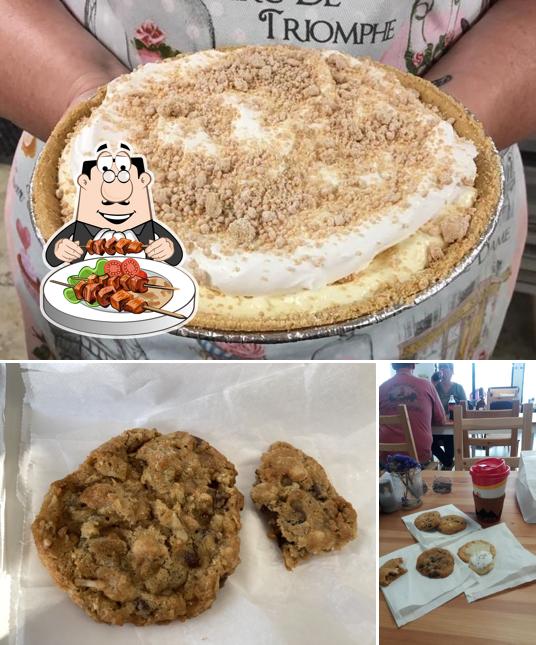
[32,429,244,625]
[414,511,441,532]
[416,547,454,578]
[251,441,357,570]
[438,514,467,535]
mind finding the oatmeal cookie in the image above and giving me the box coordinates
[414,511,441,532]
[32,429,244,625]
[250,441,357,570]
[416,548,454,578]
[438,514,467,535]
[379,558,407,587]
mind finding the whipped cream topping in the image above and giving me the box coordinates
[187,120,475,295]
[59,52,226,184]
[469,551,493,571]
[58,47,478,297]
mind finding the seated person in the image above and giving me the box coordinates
[433,363,467,468]
[435,363,467,412]
[379,363,446,468]
[471,387,486,410]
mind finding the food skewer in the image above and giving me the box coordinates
[53,274,179,293]
[80,273,180,293]
[143,304,188,320]
[84,238,147,256]
[50,279,186,319]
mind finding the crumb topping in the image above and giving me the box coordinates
[58,46,473,259]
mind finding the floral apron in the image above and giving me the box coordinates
[5,0,526,360]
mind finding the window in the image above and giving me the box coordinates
[449,362,473,399]
[377,362,394,385]
[522,361,536,402]
[474,361,513,400]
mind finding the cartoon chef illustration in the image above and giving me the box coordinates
[44,142,183,267]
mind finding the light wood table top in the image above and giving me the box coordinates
[432,422,536,442]
[380,471,536,644]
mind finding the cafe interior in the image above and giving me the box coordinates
[378,360,536,467]
[379,361,536,639]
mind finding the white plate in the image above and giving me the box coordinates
[41,258,197,338]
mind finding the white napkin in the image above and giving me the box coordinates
[449,523,536,602]
[402,504,481,546]
[379,542,476,627]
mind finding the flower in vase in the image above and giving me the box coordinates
[386,454,420,474]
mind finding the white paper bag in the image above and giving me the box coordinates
[516,450,536,523]
[0,364,7,636]
[449,523,536,601]
[379,542,475,627]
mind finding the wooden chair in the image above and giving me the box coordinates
[460,401,520,457]
[453,402,533,470]
[379,404,419,462]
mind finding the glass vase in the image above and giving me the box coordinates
[395,466,423,509]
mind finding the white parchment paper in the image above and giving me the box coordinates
[0,363,6,567]
[449,523,536,602]
[379,542,475,627]
[0,364,8,638]
[9,362,375,645]
[402,504,481,546]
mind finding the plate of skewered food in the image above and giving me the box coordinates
[41,257,196,337]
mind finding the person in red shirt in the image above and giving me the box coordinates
[379,363,446,466]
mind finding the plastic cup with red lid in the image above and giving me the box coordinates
[469,457,510,525]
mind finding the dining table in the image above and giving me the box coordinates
[433,418,536,446]
[379,470,536,644]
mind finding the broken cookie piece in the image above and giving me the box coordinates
[379,558,407,587]
[250,441,357,570]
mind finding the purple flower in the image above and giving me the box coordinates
[386,453,420,473]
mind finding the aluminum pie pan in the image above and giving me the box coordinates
[30,148,504,346]
[176,158,504,345]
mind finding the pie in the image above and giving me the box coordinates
[32,429,244,625]
[32,45,502,333]
[250,441,357,569]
